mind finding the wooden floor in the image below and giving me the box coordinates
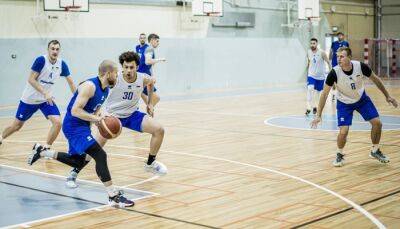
[1,83,399,228]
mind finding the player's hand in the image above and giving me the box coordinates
[386,96,398,108]
[44,92,54,106]
[311,116,321,129]
[147,104,154,117]
[158,58,166,62]
[94,113,106,126]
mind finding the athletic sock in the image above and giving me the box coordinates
[147,155,156,165]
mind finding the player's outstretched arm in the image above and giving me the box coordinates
[143,76,156,116]
[311,84,331,128]
[322,52,332,71]
[71,82,102,122]
[144,49,166,66]
[65,76,77,93]
[369,72,398,108]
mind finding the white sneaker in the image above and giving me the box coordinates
[66,170,78,188]
[332,153,345,167]
[144,161,167,175]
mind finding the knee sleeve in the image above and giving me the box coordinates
[85,142,111,183]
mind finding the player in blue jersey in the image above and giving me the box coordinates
[329,32,349,101]
[138,33,165,108]
[135,33,148,60]
[27,60,134,208]
[0,40,76,149]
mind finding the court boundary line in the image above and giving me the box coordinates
[0,163,159,229]
[1,140,387,228]
[0,164,157,196]
[103,144,386,229]
[291,188,400,228]
[264,115,400,132]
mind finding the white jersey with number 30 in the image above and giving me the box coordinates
[105,72,147,118]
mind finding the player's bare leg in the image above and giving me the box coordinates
[369,117,389,163]
[333,126,348,167]
[46,115,62,149]
[0,119,25,145]
[142,115,166,175]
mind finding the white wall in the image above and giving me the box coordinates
[0,0,209,38]
[0,0,328,106]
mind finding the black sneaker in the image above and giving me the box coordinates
[332,153,345,167]
[313,107,317,114]
[305,109,311,116]
[27,143,44,165]
[370,149,390,163]
[109,190,134,208]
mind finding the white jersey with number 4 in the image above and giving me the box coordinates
[334,61,366,104]
[105,72,148,118]
[307,49,326,80]
[21,55,64,104]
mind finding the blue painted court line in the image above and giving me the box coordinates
[265,114,400,131]
[0,165,154,227]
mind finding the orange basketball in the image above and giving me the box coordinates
[98,116,122,139]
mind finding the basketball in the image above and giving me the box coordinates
[98,116,122,139]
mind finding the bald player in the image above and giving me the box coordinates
[28,60,134,208]
[66,51,167,189]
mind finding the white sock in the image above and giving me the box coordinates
[306,86,313,110]
[313,91,321,108]
[372,144,379,153]
[337,148,343,154]
[0,135,3,143]
[106,185,117,197]
[40,150,56,158]
[44,144,51,149]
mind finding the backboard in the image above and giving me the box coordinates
[298,0,319,20]
[192,0,223,17]
[44,0,89,12]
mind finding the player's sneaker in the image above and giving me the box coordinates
[370,149,390,163]
[144,161,167,175]
[332,153,345,167]
[109,190,134,208]
[66,170,78,188]
[27,143,44,165]
[305,109,311,116]
[312,107,317,115]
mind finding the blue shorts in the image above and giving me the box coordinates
[62,123,96,156]
[307,77,325,91]
[143,86,157,96]
[119,110,147,132]
[336,93,379,126]
[16,100,60,121]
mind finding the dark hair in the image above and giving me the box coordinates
[337,47,352,57]
[148,33,160,42]
[119,51,140,66]
[310,38,318,42]
[337,32,344,36]
[139,33,146,37]
[48,40,60,48]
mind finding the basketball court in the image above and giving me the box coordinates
[0,0,399,228]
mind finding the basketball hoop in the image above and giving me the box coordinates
[205,12,221,17]
[64,5,82,12]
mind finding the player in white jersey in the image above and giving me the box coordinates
[306,38,331,115]
[311,47,398,167]
[65,51,166,188]
[0,40,76,149]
